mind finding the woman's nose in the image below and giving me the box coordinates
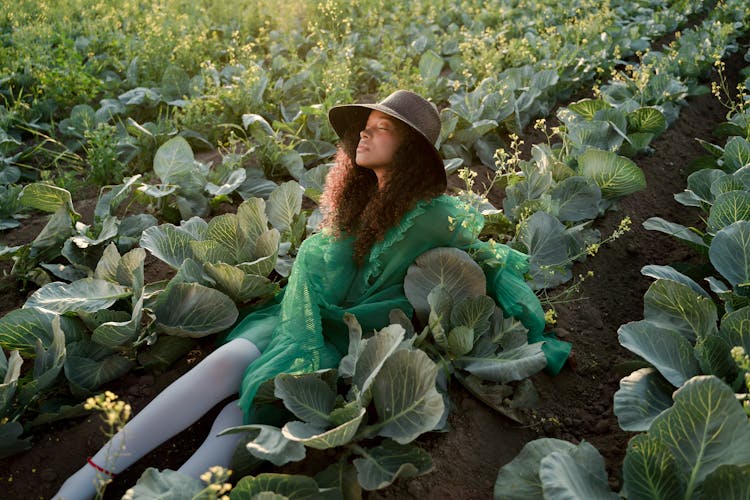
[360,128,370,139]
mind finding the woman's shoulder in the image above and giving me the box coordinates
[300,228,354,251]
[395,195,458,231]
[414,194,482,225]
[416,194,469,215]
[417,194,485,241]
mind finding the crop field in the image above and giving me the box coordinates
[0,0,749,498]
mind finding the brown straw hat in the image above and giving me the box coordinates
[328,90,446,186]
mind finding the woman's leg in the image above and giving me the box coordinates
[177,399,245,477]
[53,338,260,500]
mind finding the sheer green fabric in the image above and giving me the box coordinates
[223,194,571,422]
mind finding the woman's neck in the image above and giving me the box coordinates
[375,171,390,190]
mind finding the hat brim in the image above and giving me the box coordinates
[328,103,446,187]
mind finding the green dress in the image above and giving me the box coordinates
[224,194,571,422]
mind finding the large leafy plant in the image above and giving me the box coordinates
[0,183,25,232]
[0,247,143,457]
[0,190,291,457]
[134,135,253,221]
[54,63,214,174]
[140,178,306,285]
[230,109,336,182]
[614,267,749,431]
[493,376,750,500]
[0,183,82,286]
[599,69,689,126]
[556,98,667,158]
[0,179,157,287]
[641,107,750,297]
[499,145,643,289]
[0,179,310,458]
[129,316,444,496]
[0,237,242,457]
[0,124,28,231]
[403,247,548,419]
[439,67,560,169]
[644,136,750,252]
[620,110,750,430]
[0,318,69,459]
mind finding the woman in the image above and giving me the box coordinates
[54,90,570,499]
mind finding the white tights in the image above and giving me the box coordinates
[53,338,260,500]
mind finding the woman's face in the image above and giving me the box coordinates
[355,110,404,174]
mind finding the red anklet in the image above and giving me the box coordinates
[87,457,116,477]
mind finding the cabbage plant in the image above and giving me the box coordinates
[0,183,81,286]
[644,139,750,250]
[619,146,750,428]
[404,247,548,419]
[494,376,750,500]
[643,122,750,313]
[236,111,336,181]
[0,347,29,458]
[0,310,89,457]
[55,92,181,169]
[131,317,444,496]
[614,266,749,431]
[0,181,309,458]
[0,179,157,287]
[599,70,688,126]
[631,140,750,433]
[57,104,107,152]
[124,468,336,500]
[0,154,25,230]
[139,179,305,290]
[499,148,604,289]
[134,135,212,221]
[439,66,561,168]
[556,98,667,157]
[0,240,239,455]
[715,107,750,139]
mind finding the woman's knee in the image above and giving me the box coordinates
[211,400,244,433]
[198,339,261,385]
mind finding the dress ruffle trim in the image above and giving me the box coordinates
[364,195,457,284]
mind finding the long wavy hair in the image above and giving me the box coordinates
[319,122,446,265]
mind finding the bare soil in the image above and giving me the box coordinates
[0,50,745,499]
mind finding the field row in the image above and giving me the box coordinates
[495,48,750,499]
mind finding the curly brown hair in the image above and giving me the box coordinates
[319,124,446,265]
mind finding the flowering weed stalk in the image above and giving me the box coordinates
[711,58,749,122]
[84,391,132,498]
[540,270,596,312]
[585,216,632,257]
[537,216,632,314]
[195,466,233,499]
[532,117,565,151]
[451,134,528,243]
